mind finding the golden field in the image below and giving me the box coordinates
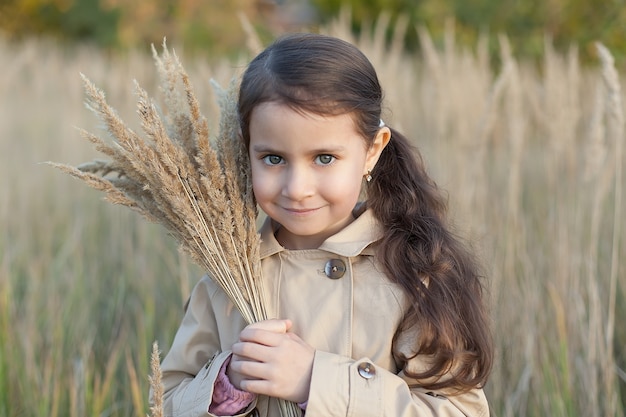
[1,18,624,417]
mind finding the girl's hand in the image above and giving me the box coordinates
[227,319,314,404]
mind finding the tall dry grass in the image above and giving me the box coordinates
[0,16,624,417]
[49,41,299,417]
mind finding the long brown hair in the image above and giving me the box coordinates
[238,32,493,392]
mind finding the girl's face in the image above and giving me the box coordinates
[249,102,388,250]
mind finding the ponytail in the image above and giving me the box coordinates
[368,127,493,391]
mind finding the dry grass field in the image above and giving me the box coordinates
[0,17,624,417]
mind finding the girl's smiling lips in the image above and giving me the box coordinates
[282,206,320,215]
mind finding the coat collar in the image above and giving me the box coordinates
[259,205,381,259]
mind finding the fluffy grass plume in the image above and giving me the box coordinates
[149,342,163,417]
[49,42,263,322]
[49,41,300,417]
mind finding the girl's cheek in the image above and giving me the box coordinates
[252,170,273,195]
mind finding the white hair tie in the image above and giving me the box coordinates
[379,119,385,127]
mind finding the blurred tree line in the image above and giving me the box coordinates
[1,0,625,62]
[312,0,626,64]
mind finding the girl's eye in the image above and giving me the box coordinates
[262,155,283,165]
[316,154,335,165]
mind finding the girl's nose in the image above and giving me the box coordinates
[282,165,315,201]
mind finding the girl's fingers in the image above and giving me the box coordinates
[232,339,275,361]
[237,364,311,403]
[239,379,275,396]
[237,329,282,346]
[238,319,293,345]
[229,357,271,381]
[244,319,292,334]
[230,321,314,403]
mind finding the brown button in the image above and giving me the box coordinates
[357,362,376,379]
[324,259,346,279]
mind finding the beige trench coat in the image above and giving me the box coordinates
[159,208,489,417]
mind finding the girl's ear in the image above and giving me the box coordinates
[364,126,391,173]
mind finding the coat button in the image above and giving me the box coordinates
[324,259,346,279]
[357,362,376,379]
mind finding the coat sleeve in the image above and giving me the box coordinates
[305,350,489,417]
[154,277,257,417]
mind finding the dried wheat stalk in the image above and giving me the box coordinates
[49,42,300,417]
[49,43,265,323]
[149,342,164,417]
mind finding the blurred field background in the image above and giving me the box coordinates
[1,1,625,416]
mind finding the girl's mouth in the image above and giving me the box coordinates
[283,207,319,214]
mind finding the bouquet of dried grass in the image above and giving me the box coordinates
[50,43,300,417]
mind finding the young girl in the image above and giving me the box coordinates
[158,32,493,417]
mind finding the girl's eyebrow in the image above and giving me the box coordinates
[250,145,277,153]
[251,144,346,154]
[313,145,346,153]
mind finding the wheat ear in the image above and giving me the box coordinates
[148,342,163,417]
